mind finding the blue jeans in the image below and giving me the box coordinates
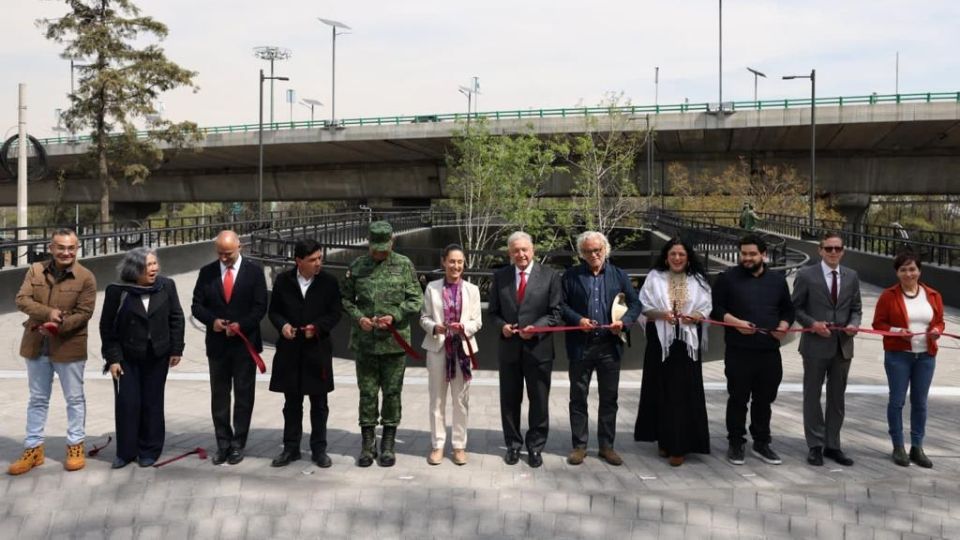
[884,351,935,447]
[24,356,86,448]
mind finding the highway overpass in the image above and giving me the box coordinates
[5,94,960,219]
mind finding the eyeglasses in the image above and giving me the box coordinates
[583,248,603,256]
[821,246,844,253]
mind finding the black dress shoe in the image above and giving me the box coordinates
[504,448,521,465]
[528,452,543,468]
[212,448,229,465]
[111,457,130,469]
[270,449,301,468]
[138,457,157,468]
[227,447,244,465]
[824,447,854,466]
[807,446,824,466]
[313,452,332,468]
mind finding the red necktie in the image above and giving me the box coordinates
[830,270,838,305]
[224,266,235,303]
[517,269,527,304]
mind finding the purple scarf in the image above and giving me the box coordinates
[442,280,472,382]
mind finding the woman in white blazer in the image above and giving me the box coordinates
[420,244,482,465]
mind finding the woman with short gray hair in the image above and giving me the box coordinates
[100,248,185,468]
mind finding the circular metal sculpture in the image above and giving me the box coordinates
[0,134,48,181]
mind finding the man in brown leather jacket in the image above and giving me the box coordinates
[8,228,97,475]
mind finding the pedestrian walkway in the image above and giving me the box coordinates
[0,270,958,539]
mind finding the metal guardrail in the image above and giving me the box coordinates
[248,209,809,293]
[645,209,959,268]
[652,211,809,273]
[37,90,960,146]
[753,213,960,267]
[0,209,357,270]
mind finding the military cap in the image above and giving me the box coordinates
[368,221,394,251]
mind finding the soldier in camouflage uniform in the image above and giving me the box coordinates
[341,221,423,467]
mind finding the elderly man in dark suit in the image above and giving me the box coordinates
[489,231,562,468]
[792,232,862,467]
[561,231,641,466]
[268,239,342,469]
[192,230,268,465]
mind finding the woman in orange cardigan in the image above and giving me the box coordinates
[872,251,945,468]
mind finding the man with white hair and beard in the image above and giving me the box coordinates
[560,231,640,466]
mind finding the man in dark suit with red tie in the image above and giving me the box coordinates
[192,230,268,465]
[489,231,562,468]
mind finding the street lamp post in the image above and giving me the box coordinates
[746,67,767,103]
[300,98,323,123]
[654,66,659,108]
[259,69,290,223]
[783,69,817,231]
[718,0,723,107]
[318,18,351,129]
[253,46,293,125]
[458,86,473,119]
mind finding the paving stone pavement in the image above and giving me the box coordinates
[0,270,959,539]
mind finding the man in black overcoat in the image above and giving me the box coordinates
[268,239,343,468]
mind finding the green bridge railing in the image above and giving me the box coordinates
[38,90,960,146]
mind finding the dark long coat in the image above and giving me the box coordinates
[268,268,342,394]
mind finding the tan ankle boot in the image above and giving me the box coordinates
[451,448,468,466]
[65,442,85,471]
[8,445,45,475]
[427,448,443,465]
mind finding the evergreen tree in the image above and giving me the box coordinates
[38,0,201,223]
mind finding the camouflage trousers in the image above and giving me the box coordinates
[355,352,406,427]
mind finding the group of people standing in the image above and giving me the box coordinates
[5,222,948,475]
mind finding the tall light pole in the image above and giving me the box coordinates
[253,46,293,125]
[783,69,817,230]
[458,85,473,119]
[17,84,28,262]
[654,66,659,108]
[472,76,480,113]
[746,67,766,102]
[318,18,351,128]
[718,0,723,107]
[301,98,323,123]
[259,69,290,223]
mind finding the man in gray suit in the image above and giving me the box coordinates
[489,231,562,468]
[791,232,862,466]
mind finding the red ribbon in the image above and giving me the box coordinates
[385,322,422,360]
[32,322,61,337]
[87,436,112,457]
[228,323,267,373]
[512,318,958,341]
[458,328,479,370]
[153,447,208,468]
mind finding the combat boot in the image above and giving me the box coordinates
[65,442,85,471]
[357,427,377,468]
[379,426,397,467]
[8,445,44,475]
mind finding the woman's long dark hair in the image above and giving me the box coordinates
[652,237,709,289]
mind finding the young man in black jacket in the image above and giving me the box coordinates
[711,234,795,466]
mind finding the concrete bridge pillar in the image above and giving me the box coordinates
[830,193,871,229]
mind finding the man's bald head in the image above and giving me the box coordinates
[216,230,241,266]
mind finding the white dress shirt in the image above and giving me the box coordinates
[297,271,314,298]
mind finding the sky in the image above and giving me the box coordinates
[2,0,959,139]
